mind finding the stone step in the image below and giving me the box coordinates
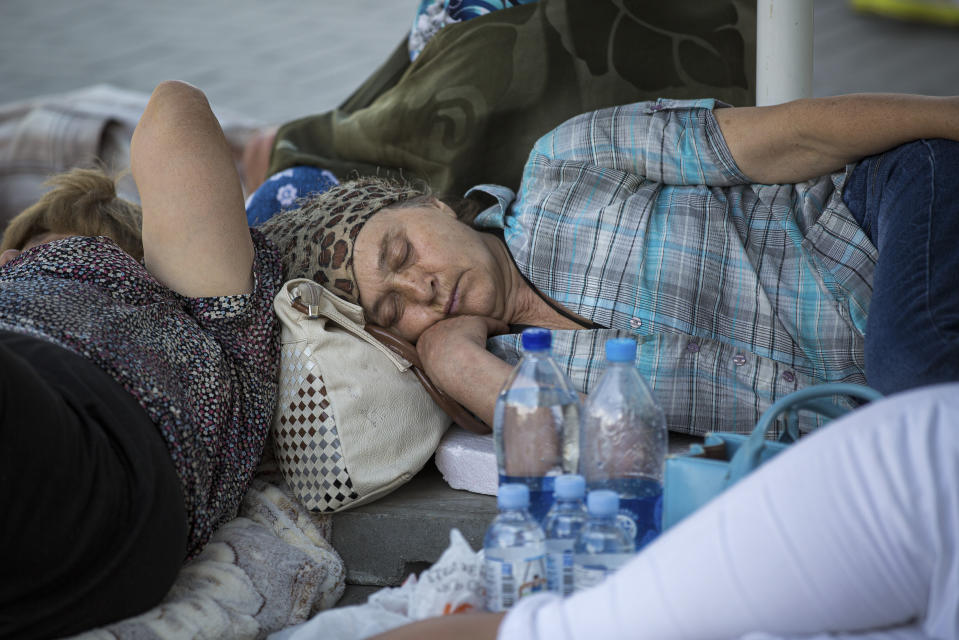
[329,432,703,604]
[330,463,497,591]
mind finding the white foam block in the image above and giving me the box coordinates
[434,428,701,496]
[434,426,497,496]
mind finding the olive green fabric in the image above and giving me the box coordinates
[269,0,756,197]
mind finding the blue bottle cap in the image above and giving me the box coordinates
[605,338,637,363]
[521,328,551,352]
[498,483,530,510]
[587,489,619,516]
[554,474,586,500]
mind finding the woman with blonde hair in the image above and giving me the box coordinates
[1,167,143,261]
[0,80,282,639]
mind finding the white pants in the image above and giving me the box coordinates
[499,383,959,640]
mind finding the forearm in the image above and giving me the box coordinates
[428,340,513,427]
[369,612,506,640]
[716,93,959,184]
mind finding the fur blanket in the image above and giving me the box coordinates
[69,456,345,640]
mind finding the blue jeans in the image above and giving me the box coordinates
[842,139,959,395]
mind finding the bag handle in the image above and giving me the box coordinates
[288,280,408,367]
[288,284,490,435]
[726,383,882,485]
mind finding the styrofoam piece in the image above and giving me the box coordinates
[434,426,497,496]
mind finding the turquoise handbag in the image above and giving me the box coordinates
[662,383,882,530]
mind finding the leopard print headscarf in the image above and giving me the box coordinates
[259,178,421,304]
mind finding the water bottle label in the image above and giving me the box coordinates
[545,539,575,596]
[483,549,548,612]
[572,553,634,592]
[498,475,556,523]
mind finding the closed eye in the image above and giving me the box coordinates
[381,292,402,327]
[391,239,413,271]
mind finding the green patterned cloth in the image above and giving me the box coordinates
[268,0,757,197]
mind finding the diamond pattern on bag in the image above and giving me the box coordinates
[274,343,360,512]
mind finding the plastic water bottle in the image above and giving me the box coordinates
[542,474,588,596]
[494,328,581,522]
[580,338,667,549]
[483,483,548,612]
[573,490,635,592]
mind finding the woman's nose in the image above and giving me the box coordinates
[395,268,435,303]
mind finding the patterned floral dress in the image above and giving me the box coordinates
[0,231,283,558]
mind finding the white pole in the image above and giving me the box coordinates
[756,0,814,106]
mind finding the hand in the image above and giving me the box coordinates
[415,315,512,427]
[417,315,508,385]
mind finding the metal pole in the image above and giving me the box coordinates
[756,0,814,106]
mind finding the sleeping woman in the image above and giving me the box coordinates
[260,92,959,436]
[0,80,282,638]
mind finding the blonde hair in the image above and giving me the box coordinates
[1,167,143,260]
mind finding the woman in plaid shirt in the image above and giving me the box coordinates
[342,93,959,435]
[266,92,959,639]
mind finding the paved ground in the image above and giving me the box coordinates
[2,0,958,127]
[0,0,418,125]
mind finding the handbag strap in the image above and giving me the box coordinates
[726,383,883,485]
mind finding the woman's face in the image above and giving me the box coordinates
[352,201,510,342]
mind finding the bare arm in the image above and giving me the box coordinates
[369,612,505,640]
[417,316,513,428]
[716,93,959,184]
[131,80,254,297]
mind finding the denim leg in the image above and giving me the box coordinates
[842,139,959,395]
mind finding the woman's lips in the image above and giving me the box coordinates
[445,277,460,315]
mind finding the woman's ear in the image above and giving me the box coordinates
[432,197,458,219]
[0,249,22,267]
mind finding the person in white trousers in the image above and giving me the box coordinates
[372,383,959,640]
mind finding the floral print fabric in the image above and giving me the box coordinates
[408,0,539,60]
[245,165,339,227]
[0,232,283,558]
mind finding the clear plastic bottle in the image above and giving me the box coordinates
[483,483,548,612]
[572,489,636,592]
[542,474,588,596]
[579,337,667,549]
[494,328,581,522]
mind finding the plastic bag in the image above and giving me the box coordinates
[269,528,484,640]
[408,527,485,618]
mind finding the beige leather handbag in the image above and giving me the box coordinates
[272,278,485,513]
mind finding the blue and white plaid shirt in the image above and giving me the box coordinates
[472,99,877,435]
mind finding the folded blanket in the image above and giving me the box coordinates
[0,84,260,230]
